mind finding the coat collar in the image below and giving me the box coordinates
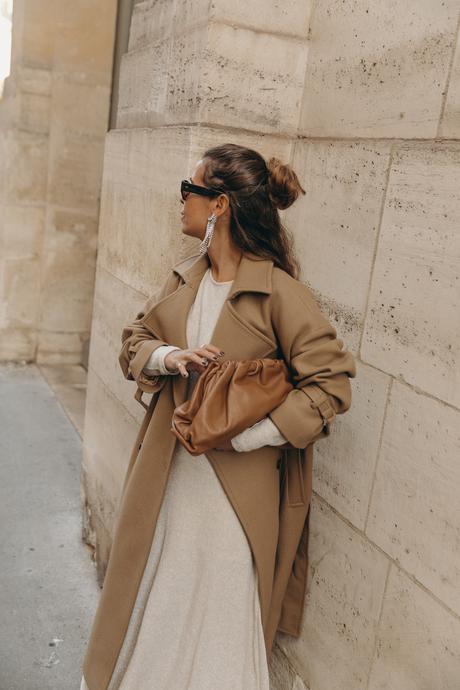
[171,249,273,300]
[143,249,275,410]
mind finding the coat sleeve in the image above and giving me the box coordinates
[143,344,183,375]
[268,273,356,449]
[118,272,180,402]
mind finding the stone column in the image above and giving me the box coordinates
[0,0,117,365]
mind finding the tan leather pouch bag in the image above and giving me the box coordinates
[170,358,293,455]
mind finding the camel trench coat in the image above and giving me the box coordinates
[82,250,356,690]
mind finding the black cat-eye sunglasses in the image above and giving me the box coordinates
[180,179,226,201]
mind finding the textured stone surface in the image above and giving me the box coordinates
[368,566,460,690]
[0,0,117,366]
[38,210,98,334]
[314,361,390,530]
[366,379,460,616]
[299,0,459,137]
[2,128,48,203]
[83,367,139,506]
[96,127,191,291]
[36,330,89,365]
[129,0,313,53]
[362,142,460,407]
[277,496,388,690]
[87,263,155,423]
[286,139,392,352]
[118,21,308,134]
[440,27,460,138]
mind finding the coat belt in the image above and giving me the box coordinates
[283,447,307,507]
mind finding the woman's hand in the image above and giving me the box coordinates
[164,343,224,378]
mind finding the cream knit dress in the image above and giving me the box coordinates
[81,266,287,690]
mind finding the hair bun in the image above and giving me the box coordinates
[266,156,306,210]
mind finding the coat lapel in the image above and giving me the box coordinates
[141,250,274,409]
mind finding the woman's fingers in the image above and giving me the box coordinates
[198,343,225,358]
[177,362,189,378]
[187,352,214,368]
[169,345,225,378]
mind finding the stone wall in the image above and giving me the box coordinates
[0,0,117,365]
[81,1,460,688]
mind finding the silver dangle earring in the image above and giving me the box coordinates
[199,213,217,255]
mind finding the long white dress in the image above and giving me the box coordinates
[81,267,287,690]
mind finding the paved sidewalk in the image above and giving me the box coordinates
[0,364,99,690]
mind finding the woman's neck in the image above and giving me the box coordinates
[207,245,243,282]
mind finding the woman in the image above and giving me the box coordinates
[80,143,356,690]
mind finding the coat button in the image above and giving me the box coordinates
[276,458,282,469]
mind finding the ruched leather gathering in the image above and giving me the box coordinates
[170,358,293,455]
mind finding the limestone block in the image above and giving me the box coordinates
[47,129,105,211]
[3,129,48,204]
[286,139,392,352]
[291,677,309,690]
[2,257,40,329]
[97,126,291,292]
[440,27,460,138]
[11,0,56,68]
[36,329,87,365]
[129,0,312,53]
[39,246,97,332]
[276,496,388,690]
[97,127,189,292]
[118,22,307,134]
[117,36,172,129]
[314,361,390,530]
[87,264,154,424]
[210,0,312,38]
[46,207,99,253]
[82,368,139,509]
[368,566,460,690]
[16,92,51,134]
[51,76,111,136]
[0,64,51,134]
[14,65,52,96]
[299,0,458,137]
[2,204,45,259]
[53,0,117,86]
[81,459,116,583]
[0,328,36,361]
[38,207,98,336]
[201,23,307,134]
[128,0,208,53]
[361,142,460,407]
[366,379,460,616]
[2,67,52,133]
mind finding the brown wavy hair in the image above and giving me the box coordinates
[201,143,305,279]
